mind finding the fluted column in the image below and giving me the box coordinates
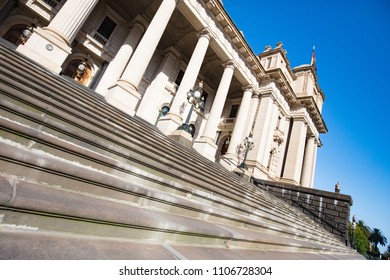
[224,86,253,163]
[105,0,177,116]
[136,49,180,123]
[310,141,319,187]
[201,62,235,141]
[118,0,178,91]
[247,93,278,178]
[157,30,211,134]
[95,19,146,96]
[282,118,308,185]
[45,0,99,44]
[16,0,99,73]
[192,62,235,161]
[300,136,316,188]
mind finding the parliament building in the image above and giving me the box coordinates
[0,0,327,187]
[0,0,360,260]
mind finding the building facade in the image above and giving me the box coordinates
[0,0,327,187]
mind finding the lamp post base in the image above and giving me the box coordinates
[177,123,193,135]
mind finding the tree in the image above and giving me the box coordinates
[369,228,388,254]
[354,225,370,255]
[357,220,371,238]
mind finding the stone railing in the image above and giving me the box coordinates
[252,178,352,244]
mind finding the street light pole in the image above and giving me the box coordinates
[352,215,356,249]
[178,81,205,135]
[238,132,254,170]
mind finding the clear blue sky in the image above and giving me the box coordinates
[222,0,390,253]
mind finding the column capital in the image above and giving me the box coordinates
[223,60,236,70]
[242,84,255,93]
[198,28,213,41]
[130,15,149,32]
[292,117,308,125]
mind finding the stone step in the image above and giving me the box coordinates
[0,43,359,258]
[0,93,342,247]
[0,43,346,245]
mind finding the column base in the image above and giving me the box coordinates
[233,167,252,182]
[156,113,183,135]
[192,137,217,161]
[168,129,193,149]
[16,28,71,74]
[279,178,300,186]
[218,156,238,172]
[105,80,141,116]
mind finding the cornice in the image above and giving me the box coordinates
[293,65,325,101]
[297,96,328,134]
[202,0,265,79]
[262,68,297,107]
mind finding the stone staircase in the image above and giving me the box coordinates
[0,42,362,259]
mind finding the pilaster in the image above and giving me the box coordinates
[281,117,308,185]
[247,93,278,179]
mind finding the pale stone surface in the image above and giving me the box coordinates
[4,0,328,188]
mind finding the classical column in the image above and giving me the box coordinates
[282,118,308,185]
[224,86,253,163]
[157,30,211,134]
[310,141,319,187]
[117,0,177,91]
[136,48,180,123]
[275,117,291,178]
[192,62,235,161]
[105,0,178,116]
[300,136,316,188]
[247,93,278,178]
[17,0,99,72]
[45,0,99,44]
[95,18,146,96]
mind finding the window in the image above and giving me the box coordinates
[94,16,116,44]
[3,25,26,46]
[175,70,184,86]
[43,0,63,8]
[228,104,239,118]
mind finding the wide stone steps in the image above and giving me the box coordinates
[0,43,361,259]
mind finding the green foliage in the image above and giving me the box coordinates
[350,219,388,258]
[369,228,388,254]
[353,225,370,256]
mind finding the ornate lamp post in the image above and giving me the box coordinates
[76,59,88,78]
[178,81,205,135]
[238,133,254,170]
[20,24,36,45]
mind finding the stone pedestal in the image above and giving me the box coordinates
[16,28,71,73]
[192,137,218,161]
[17,0,98,73]
[233,167,252,182]
[105,81,141,116]
[169,129,193,149]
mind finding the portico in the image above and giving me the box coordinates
[1,0,327,188]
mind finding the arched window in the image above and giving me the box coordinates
[3,24,27,46]
[220,136,230,156]
[62,59,92,85]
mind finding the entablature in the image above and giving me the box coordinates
[297,96,327,134]
[201,0,265,82]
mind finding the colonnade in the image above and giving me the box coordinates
[14,0,321,188]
